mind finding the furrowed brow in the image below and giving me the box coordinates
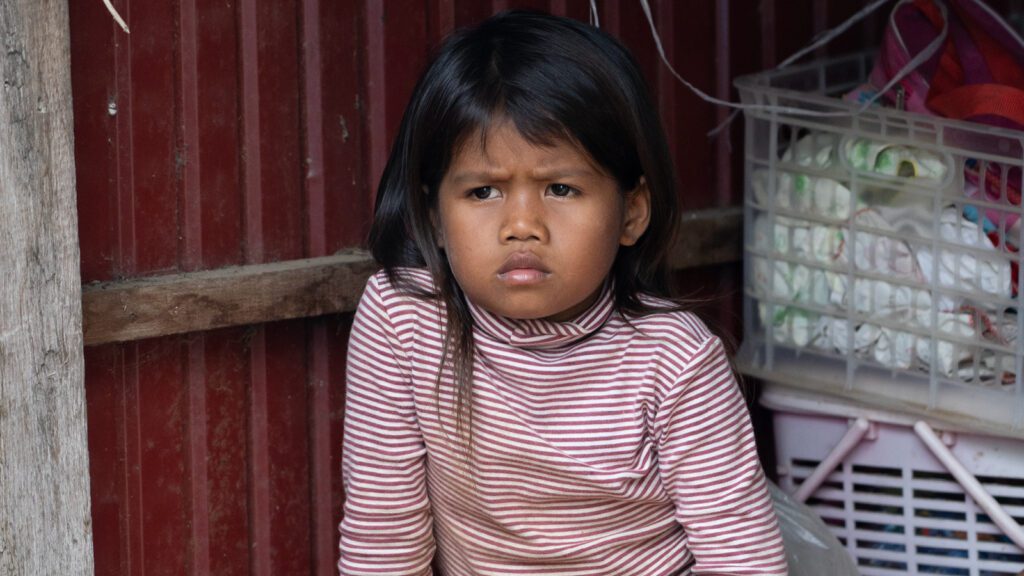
[530,167,596,181]
[447,170,509,185]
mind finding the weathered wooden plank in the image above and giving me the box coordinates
[81,209,743,346]
[0,2,93,574]
[82,252,379,346]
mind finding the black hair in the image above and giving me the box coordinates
[369,10,681,443]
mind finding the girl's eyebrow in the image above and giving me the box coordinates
[448,167,597,185]
[529,167,596,180]
[447,170,510,185]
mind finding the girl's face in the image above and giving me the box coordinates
[435,121,650,321]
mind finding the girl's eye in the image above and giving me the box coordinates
[548,183,577,197]
[469,186,498,200]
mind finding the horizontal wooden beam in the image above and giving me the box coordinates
[82,252,379,346]
[82,208,743,346]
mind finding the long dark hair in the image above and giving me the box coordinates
[369,10,681,442]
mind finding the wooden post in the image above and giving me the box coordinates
[0,2,93,574]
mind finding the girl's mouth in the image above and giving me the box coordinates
[497,252,551,284]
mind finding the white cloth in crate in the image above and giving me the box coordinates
[752,133,1015,382]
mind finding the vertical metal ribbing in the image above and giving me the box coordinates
[299,0,337,572]
[364,0,387,201]
[177,2,212,573]
[238,1,272,574]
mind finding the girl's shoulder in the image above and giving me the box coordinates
[626,294,717,351]
[358,268,446,348]
[623,298,732,383]
[363,267,443,318]
[368,266,436,296]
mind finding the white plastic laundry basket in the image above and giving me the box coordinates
[735,53,1024,434]
[765,385,1024,575]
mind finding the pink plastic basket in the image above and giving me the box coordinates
[765,385,1024,575]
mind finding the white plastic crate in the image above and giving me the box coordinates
[735,53,1024,434]
[765,385,1024,576]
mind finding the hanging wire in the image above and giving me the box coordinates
[775,0,894,70]
[637,0,948,135]
[103,0,130,34]
[589,0,601,28]
[709,0,898,137]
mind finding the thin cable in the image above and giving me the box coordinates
[710,0,890,138]
[711,0,948,136]
[103,0,130,34]
[590,0,601,28]
[776,0,894,70]
[639,0,946,132]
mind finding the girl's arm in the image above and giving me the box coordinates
[339,276,435,576]
[656,336,788,576]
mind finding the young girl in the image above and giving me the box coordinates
[340,11,787,576]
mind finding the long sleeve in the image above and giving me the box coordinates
[338,277,435,575]
[655,336,788,575]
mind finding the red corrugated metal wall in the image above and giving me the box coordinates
[69,1,888,574]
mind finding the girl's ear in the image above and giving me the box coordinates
[619,176,651,247]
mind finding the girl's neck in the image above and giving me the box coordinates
[465,279,615,350]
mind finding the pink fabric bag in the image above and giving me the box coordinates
[869,0,1024,241]
[870,0,1024,127]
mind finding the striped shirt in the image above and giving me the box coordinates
[339,269,787,575]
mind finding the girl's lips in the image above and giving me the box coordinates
[498,269,550,284]
[497,252,551,284]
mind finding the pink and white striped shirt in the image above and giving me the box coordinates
[339,269,787,575]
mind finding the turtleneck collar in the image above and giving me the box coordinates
[467,281,616,350]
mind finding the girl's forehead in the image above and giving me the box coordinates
[451,120,598,172]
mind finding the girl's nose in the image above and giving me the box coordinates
[500,191,548,243]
